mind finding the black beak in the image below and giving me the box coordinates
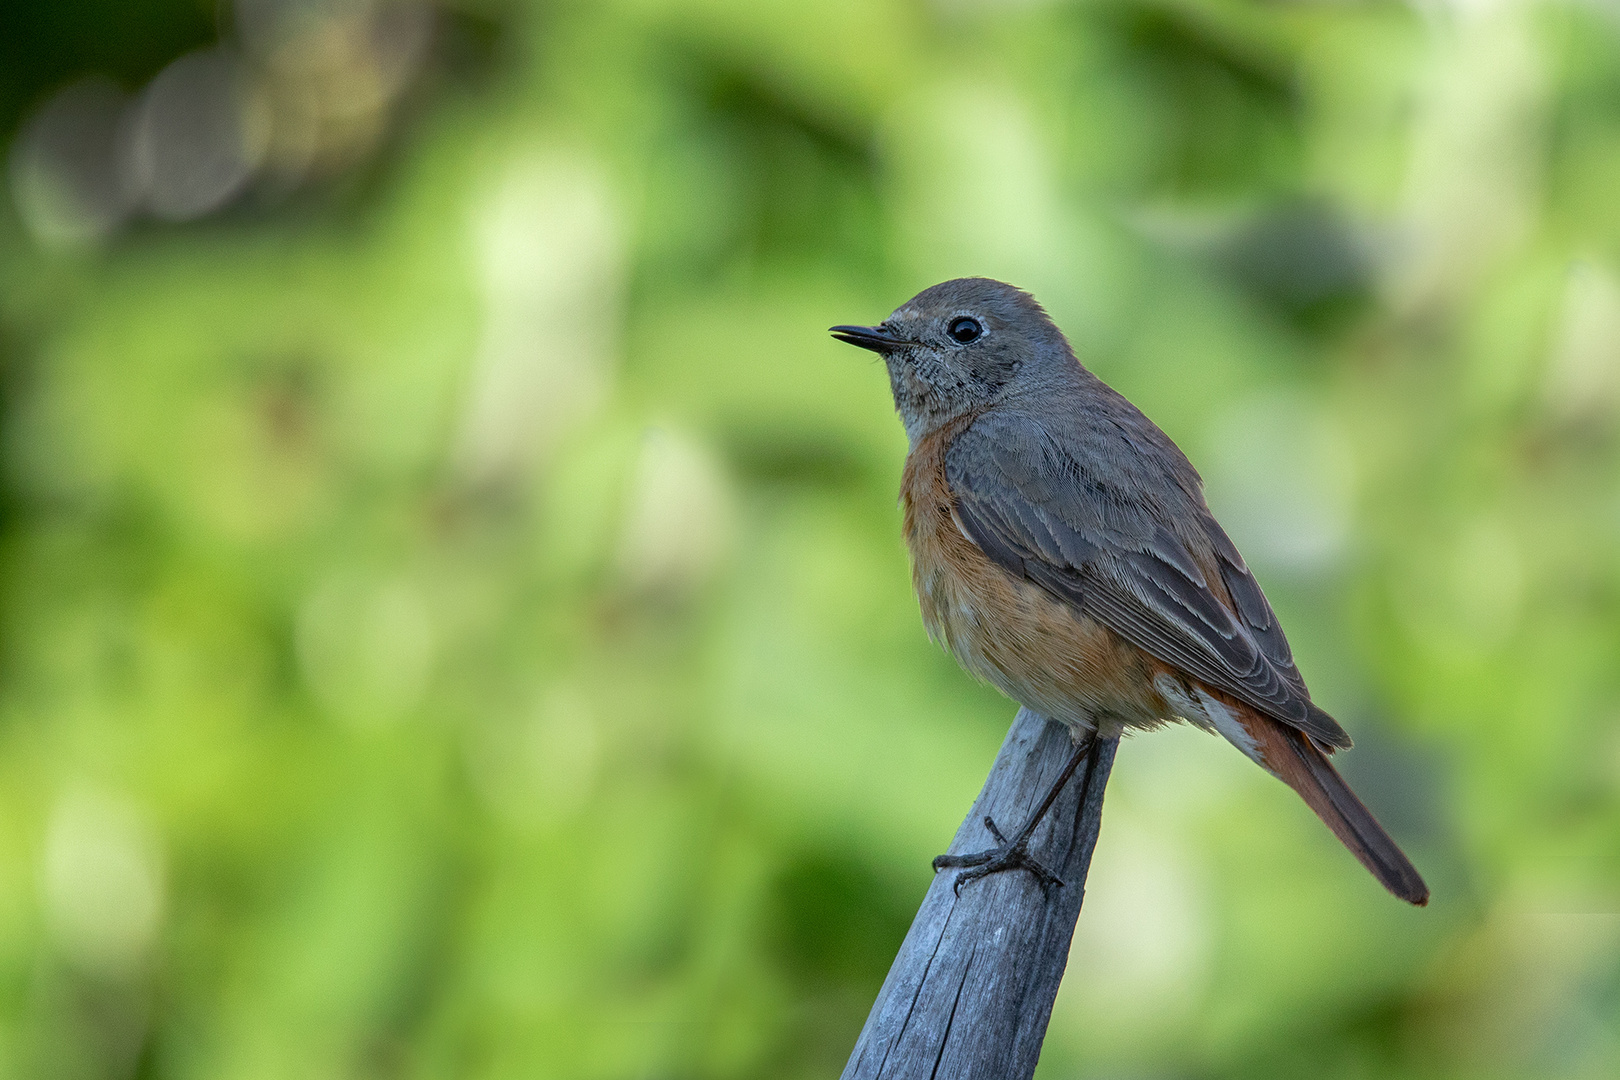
[829,324,899,353]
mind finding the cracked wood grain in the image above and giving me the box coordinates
[842,709,1119,1080]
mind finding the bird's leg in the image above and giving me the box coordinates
[932,732,1095,895]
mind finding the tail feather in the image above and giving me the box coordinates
[1232,705,1430,906]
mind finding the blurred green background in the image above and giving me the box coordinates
[1,0,1618,1077]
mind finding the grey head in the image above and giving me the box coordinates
[831,278,1082,445]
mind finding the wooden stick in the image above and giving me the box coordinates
[841,709,1120,1080]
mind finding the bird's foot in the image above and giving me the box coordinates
[931,815,1065,895]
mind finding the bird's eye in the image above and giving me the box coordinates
[947,317,983,344]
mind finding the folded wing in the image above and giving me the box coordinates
[946,412,1351,751]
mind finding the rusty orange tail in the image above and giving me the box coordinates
[1234,706,1429,906]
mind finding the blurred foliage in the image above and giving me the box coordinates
[1,0,1619,1078]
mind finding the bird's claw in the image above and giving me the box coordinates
[931,814,1065,895]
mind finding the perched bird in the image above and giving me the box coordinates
[831,278,1429,905]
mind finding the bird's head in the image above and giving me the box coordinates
[831,277,1077,444]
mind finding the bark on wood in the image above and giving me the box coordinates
[842,708,1119,1080]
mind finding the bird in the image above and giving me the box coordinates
[830,277,1429,905]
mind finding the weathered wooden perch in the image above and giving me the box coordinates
[842,708,1120,1080]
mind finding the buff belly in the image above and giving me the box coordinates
[911,542,1175,736]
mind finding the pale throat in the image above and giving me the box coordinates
[887,362,976,450]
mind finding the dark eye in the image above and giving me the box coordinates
[947,316,983,344]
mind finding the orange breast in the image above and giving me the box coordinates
[901,418,1170,734]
